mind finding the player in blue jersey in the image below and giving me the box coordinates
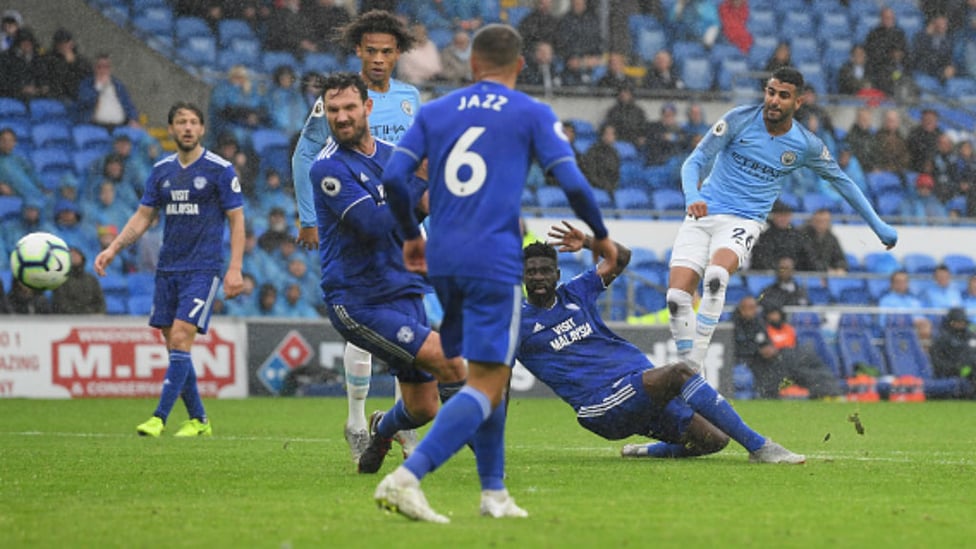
[519,222,804,463]
[290,10,424,462]
[307,72,466,474]
[668,66,898,370]
[378,24,617,523]
[94,102,245,438]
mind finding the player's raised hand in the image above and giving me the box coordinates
[548,220,585,252]
[687,200,708,219]
[590,236,618,270]
[403,237,427,276]
[296,226,319,250]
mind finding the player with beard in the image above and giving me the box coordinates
[666,66,897,370]
[95,101,245,437]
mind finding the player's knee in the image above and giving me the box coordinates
[666,288,692,315]
[703,265,729,296]
[703,432,730,454]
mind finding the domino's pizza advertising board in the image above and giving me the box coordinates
[0,318,247,398]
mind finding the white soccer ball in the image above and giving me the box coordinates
[9,232,72,291]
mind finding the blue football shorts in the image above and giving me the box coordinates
[150,271,221,334]
[327,295,434,384]
[575,370,695,442]
[429,276,521,365]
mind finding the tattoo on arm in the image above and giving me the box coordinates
[115,226,140,250]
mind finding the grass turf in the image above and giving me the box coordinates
[0,397,972,548]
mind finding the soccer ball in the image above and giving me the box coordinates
[9,232,72,291]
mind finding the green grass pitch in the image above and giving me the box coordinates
[1,397,973,548]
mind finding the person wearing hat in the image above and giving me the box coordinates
[0,10,23,51]
[899,172,948,222]
[38,27,92,102]
[929,307,976,397]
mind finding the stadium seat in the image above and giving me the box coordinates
[801,192,840,214]
[72,124,112,151]
[105,295,127,315]
[591,188,613,209]
[777,192,801,212]
[262,51,299,74]
[783,12,814,34]
[127,295,154,315]
[3,120,30,144]
[821,37,853,73]
[613,141,639,161]
[614,188,651,211]
[0,97,29,122]
[30,148,75,178]
[506,6,531,27]
[218,18,256,47]
[650,188,685,215]
[790,311,822,327]
[817,12,851,41]
[536,187,569,209]
[126,272,155,297]
[942,254,976,276]
[717,57,749,91]
[945,77,976,99]
[73,149,104,177]
[863,252,901,274]
[680,57,713,91]
[672,41,707,67]
[806,286,832,305]
[0,196,23,221]
[217,49,253,72]
[866,171,904,198]
[179,36,218,67]
[132,10,173,35]
[31,123,73,150]
[824,277,864,301]
[747,9,776,36]
[630,17,667,63]
[569,118,596,139]
[797,62,827,94]
[251,128,290,156]
[428,28,453,49]
[866,277,891,301]
[227,36,261,58]
[902,252,938,274]
[175,16,213,41]
[796,326,845,378]
[845,253,863,272]
[629,247,658,269]
[520,188,537,208]
[745,273,774,296]
[875,192,904,217]
[303,52,342,74]
[635,285,666,313]
[99,274,128,298]
[837,326,887,377]
[29,99,68,124]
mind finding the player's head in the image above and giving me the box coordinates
[470,24,524,82]
[763,66,804,126]
[167,101,205,153]
[340,10,415,89]
[321,72,373,148]
[523,241,560,306]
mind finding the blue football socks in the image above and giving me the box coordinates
[680,374,765,452]
[643,442,695,458]
[472,397,507,490]
[376,398,424,439]
[154,349,192,422]
[403,386,491,481]
[180,360,207,422]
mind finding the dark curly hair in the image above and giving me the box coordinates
[320,72,368,102]
[523,241,557,263]
[339,10,416,52]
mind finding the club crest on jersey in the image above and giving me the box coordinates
[781,151,797,166]
[193,176,208,190]
[397,326,415,344]
[312,100,324,117]
[712,120,727,136]
[321,176,341,197]
[231,176,241,192]
[401,100,413,116]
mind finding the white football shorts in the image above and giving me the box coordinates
[668,214,764,276]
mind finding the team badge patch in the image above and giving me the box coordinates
[781,151,797,166]
[194,176,207,189]
[397,326,415,344]
[231,176,241,192]
[401,100,413,116]
[312,99,324,117]
[712,120,727,136]
[321,176,341,197]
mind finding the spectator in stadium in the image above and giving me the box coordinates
[643,49,685,91]
[718,0,752,54]
[263,0,317,56]
[6,279,51,314]
[518,40,561,90]
[907,108,943,174]
[396,23,443,85]
[308,0,352,55]
[749,200,816,272]
[241,227,277,285]
[642,102,690,167]
[757,256,810,311]
[0,28,44,100]
[1,198,49,252]
[923,263,963,310]
[669,0,720,49]
[871,108,911,178]
[911,14,956,82]
[256,283,284,316]
[864,6,908,84]
[955,139,976,192]
[517,0,559,55]
[763,41,792,75]
[108,133,150,188]
[438,30,472,84]
[222,272,258,316]
[38,28,92,103]
[879,270,932,343]
[0,10,23,52]
[51,247,106,314]
[874,45,916,101]
[760,304,844,399]
[555,0,603,75]
[52,200,99,261]
[299,71,324,111]
[836,146,869,197]
[279,282,320,318]
[683,102,710,144]
[75,54,140,131]
[795,85,836,142]
[579,123,620,198]
[93,224,128,277]
[596,52,636,90]
[800,208,848,274]
[84,181,131,232]
[86,153,142,211]
[517,228,804,463]
[837,44,876,97]
[961,275,976,323]
[265,65,307,137]
[544,120,582,187]
[402,0,487,33]
[844,107,878,173]
[208,65,268,149]
[257,207,293,253]
[928,307,976,397]
[0,128,44,199]
[602,84,648,147]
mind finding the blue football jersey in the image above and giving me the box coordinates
[517,269,652,410]
[683,105,882,224]
[309,137,429,305]
[141,150,243,272]
[385,80,584,284]
[293,79,421,228]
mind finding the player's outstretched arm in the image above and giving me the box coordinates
[292,134,321,250]
[223,207,246,298]
[812,150,898,248]
[549,220,630,284]
[94,205,155,276]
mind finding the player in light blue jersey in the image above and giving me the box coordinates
[668,67,898,370]
[290,10,423,461]
[307,73,465,474]
[95,102,245,438]
[518,223,804,463]
[378,24,617,523]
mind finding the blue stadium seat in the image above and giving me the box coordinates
[251,128,290,157]
[866,171,903,198]
[227,36,261,58]
[853,15,880,44]
[875,192,905,217]
[0,97,29,122]
[817,12,852,41]
[31,123,73,150]
[783,12,814,34]
[2,120,30,146]
[428,28,453,49]
[672,41,707,67]
[790,311,822,327]
[789,36,820,64]
[303,52,342,74]
[635,285,666,313]
[724,285,751,308]
[73,149,104,177]
[569,118,596,139]
[126,272,155,297]
[837,326,887,377]
[0,196,23,221]
[777,191,801,212]
[29,98,69,124]
[613,141,639,161]
[30,148,75,177]
[72,124,112,151]
[747,9,776,36]
[864,251,901,275]
[262,51,299,74]
[797,61,827,94]
[506,6,531,27]
[536,186,569,209]
[902,252,937,274]
[806,286,832,305]
[629,247,658,269]
[520,188,537,208]
[132,9,173,35]
[175,16,213,40]
[217,49,253,72]
[796,325,845,378]
[745,273,774,296]
[99,273,128,298]
[180,36,218,66]
[650,188,685,213]
[717,57,749,91]
[218,18,256,46]
[127,295,154,315]
[826,277,866,301]
[591,188,613,209]
[614,188,651,210]
[882,326,931,378]
[945,77,976,99]
[629,15,666,63]
[897,12,924,39]
[942,254,976,276]
[680,57,713,91]
[105,295,127,315]
[801,192,840,214]
[866,277,891,301]
[821,37,853,73]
